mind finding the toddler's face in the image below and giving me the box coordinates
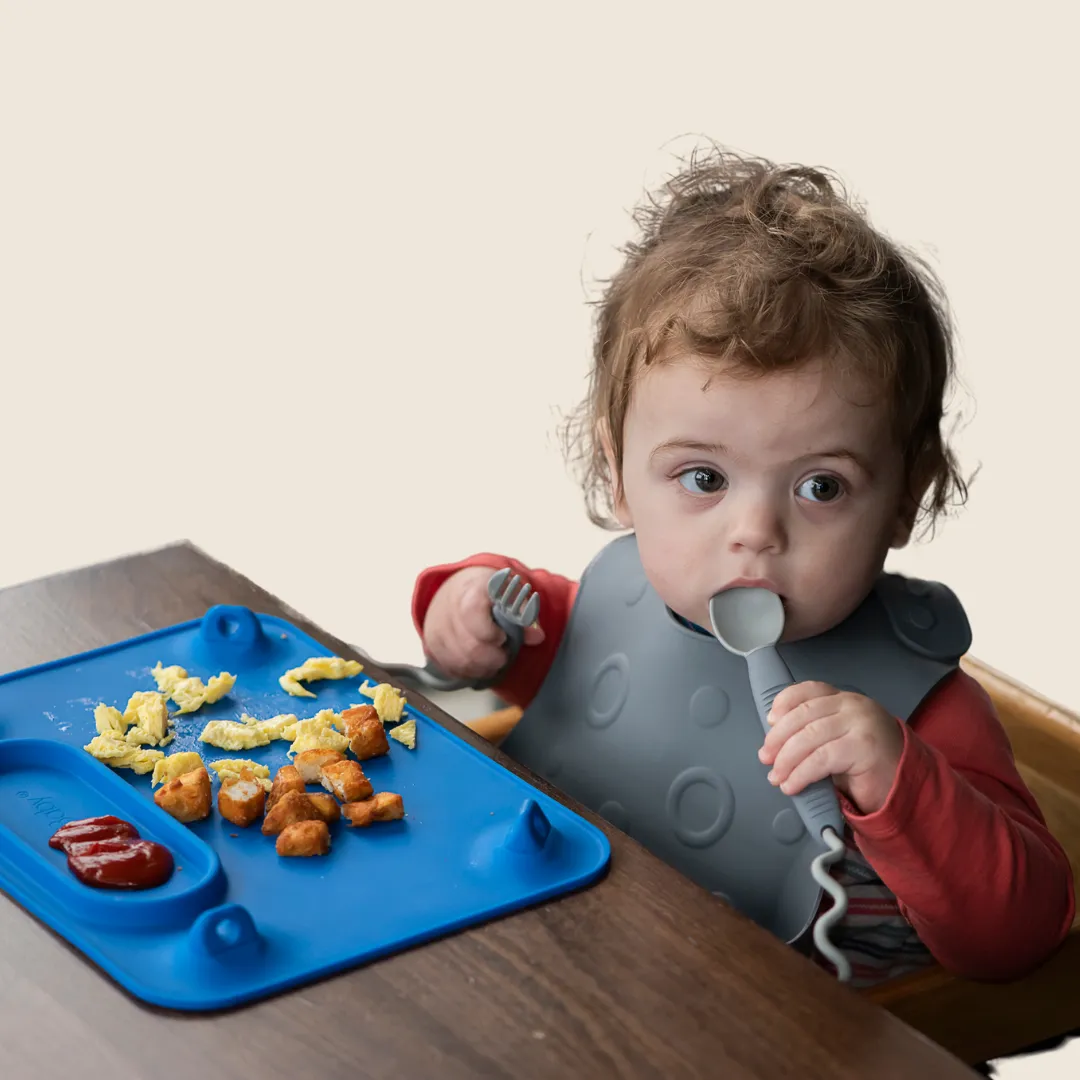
[611,358,912,642]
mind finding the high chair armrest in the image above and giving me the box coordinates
[864,927,1080,1065]
[865,655,1080,1065]
[463,705,524,744]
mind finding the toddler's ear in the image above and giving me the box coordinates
[598,420,633,528]
[890,517,913,549]
[891,473,931,548]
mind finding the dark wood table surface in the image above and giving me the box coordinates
[0,544,976,1079]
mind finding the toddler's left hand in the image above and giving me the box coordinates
[758,682,904,815]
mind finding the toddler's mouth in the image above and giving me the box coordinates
[718,578,786,604]
[721,577,779,593]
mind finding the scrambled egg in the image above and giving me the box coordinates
[94,703,127,737]
[286,709,349,756]
[389,719,416,750]
[279,656,362,698]
[241,712,296,741]
[152,662,236,714]
[128,726,175,748]
[122,690,173,746]
[208,758,273,792]
[92,691,173,751]
[198,711,298,751]
[357,681,407,723]
[151,751,206,787]
[198,719,271,751]
[83,734,165,774]
[151,663,186,695]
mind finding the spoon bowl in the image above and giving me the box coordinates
[708,588,785,655]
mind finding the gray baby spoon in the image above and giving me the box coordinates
[708,586,851,981]
[707,588,844,840]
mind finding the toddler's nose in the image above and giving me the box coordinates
[725,494,786,554]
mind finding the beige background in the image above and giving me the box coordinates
[1,3,1076,1073]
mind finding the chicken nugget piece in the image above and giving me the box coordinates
[217,770,267,828]
[306,792,341,824]
[153,767,212,824]
[276,819,331,857]
[267,764,306,811]
[341,704,378,728]
[261,789,322,836]
[208,758,272,791]
[320,759,373,803]
[293,748,345,784]
[342,705,390,761]
[341,791,404,828]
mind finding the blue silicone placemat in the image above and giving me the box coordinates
[0,605,611,1010]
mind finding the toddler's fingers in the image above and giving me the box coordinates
[775,741,852,797]
[447,610,510,675]
[523,624,545,646]
[760,695,844,763]
[455,641,509,680]
[428,628,506,680]
[459,587,506,646]
[768,680,837,724]
[765,711,845,783]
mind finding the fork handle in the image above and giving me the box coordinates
[349,572,531,694]
[361,657,476,693]
[468,609,526,692]
[348,646,475,693]
[350,627,522,695]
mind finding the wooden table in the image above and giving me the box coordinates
[0,544,976,1079]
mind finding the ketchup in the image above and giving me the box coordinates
[49,816,174,890]
[49,815,139,851]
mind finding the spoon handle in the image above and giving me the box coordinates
[745,646,844,839]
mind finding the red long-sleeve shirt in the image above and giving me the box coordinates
[413,553,1075,983]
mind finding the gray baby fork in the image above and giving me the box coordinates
[707,587,844,840]
[357,568,540,693]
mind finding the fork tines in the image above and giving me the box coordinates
[488,569,539,625]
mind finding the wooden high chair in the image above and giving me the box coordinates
[461,657,1080,1069]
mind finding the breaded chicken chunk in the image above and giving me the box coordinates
[341,705,389,761]
[267,764,306,811]
[320,759,373,803]
[276,819,330,857]
[293,748,345,784]
[217,769,267,827]
[261,789,322,836]
[341,704,378,728]
[153,767,212,823]
[342,791,404,828]
[306,792,341,824]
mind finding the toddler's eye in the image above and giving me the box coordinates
[677,467,726,495]
[797,475,844,503]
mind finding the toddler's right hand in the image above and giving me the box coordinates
[421,566,545,682]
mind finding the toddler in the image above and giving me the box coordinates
[411,148,1074,987]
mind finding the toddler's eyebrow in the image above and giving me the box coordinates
[649,438,726,461]
[803,448,874,476]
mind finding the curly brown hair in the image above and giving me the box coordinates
[561,145,970,538]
